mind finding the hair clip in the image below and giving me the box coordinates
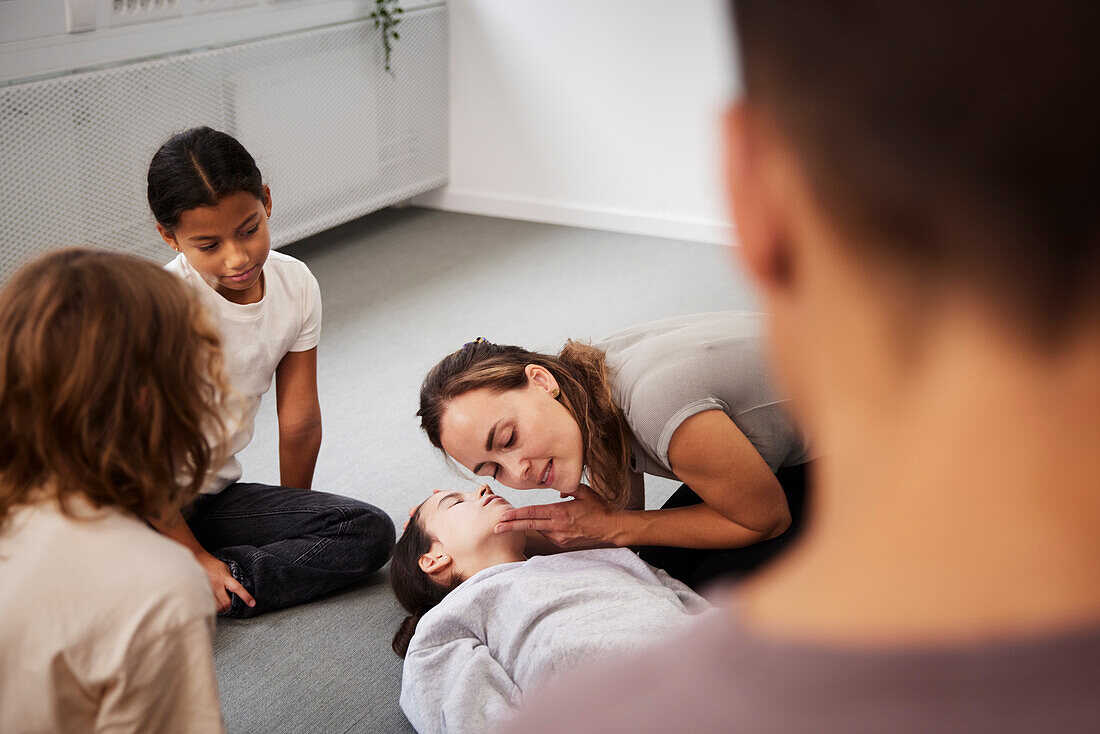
[464,337,491,348]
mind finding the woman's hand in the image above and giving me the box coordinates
[493,484,620,550]
[196,551,255,614]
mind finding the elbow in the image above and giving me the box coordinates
[762,508,792,541]
[280,413,322,444]
[756,481,792,541]
[745,498,791,543]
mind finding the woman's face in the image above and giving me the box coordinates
[439,365,585,495]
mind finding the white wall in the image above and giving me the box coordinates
[413,0,742,245]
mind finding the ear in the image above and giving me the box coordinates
[156,223,180,252]
[524,364,559,395]
[261,184,273,218]
[418,550,453,577]
[724,102,793,292]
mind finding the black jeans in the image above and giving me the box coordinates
[638,461,812,591]
[185,482,396,618]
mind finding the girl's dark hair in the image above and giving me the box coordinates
[417,339,634,506]
[147,126,264,230]
[390,505,460,657]
[0,248,231,530]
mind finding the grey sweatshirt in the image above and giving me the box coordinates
[399,548,713,734]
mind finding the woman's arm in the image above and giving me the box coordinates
[624,409,791,547]
[495,411,790,549]
[274,347,322,489]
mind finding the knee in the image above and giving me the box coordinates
[336,503,396,560]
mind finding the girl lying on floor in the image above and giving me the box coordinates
[391,484,713,734]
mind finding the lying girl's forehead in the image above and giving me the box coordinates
[420,492,450,515]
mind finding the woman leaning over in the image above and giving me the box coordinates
[418,311,813,589]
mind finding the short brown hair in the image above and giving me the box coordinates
[731,1,1100,338]
[0,248,231,529]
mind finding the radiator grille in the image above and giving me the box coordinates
[0,7,447,281]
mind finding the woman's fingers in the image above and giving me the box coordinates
[494,503,563,534]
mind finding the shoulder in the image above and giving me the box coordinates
[1,501,214,641]
[598,311,765,357]
[407,563,530,652]
[263,251,321,307]
[527,547,645,572]
[54,503,213,621]
[603,312,765,376]
[163,252,199,284]
[90,510,215,622]
[600,312,778,461]
[131,529,212,609]
[601,312,764,392]
[264,250,317,284]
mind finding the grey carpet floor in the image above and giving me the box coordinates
[215,206,758,733]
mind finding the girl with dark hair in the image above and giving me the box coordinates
[147,126,394,617]
[418,312,814,589]
[391,484,710,734]
[0,248,229,732]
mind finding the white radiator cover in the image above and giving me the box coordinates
[0,5,448,281]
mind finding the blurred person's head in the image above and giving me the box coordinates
[725,1,1099,438]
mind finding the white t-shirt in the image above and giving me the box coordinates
[166,250,322,493]
[0,497,224,733]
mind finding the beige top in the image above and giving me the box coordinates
[0,496,224,734]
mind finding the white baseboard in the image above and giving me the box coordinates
[410,188,736,246]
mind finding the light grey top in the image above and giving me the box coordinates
[595,311,811,480]
[399,548,713,734]
[504,601,1100,734]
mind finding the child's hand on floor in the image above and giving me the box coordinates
[196,552,256,613]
